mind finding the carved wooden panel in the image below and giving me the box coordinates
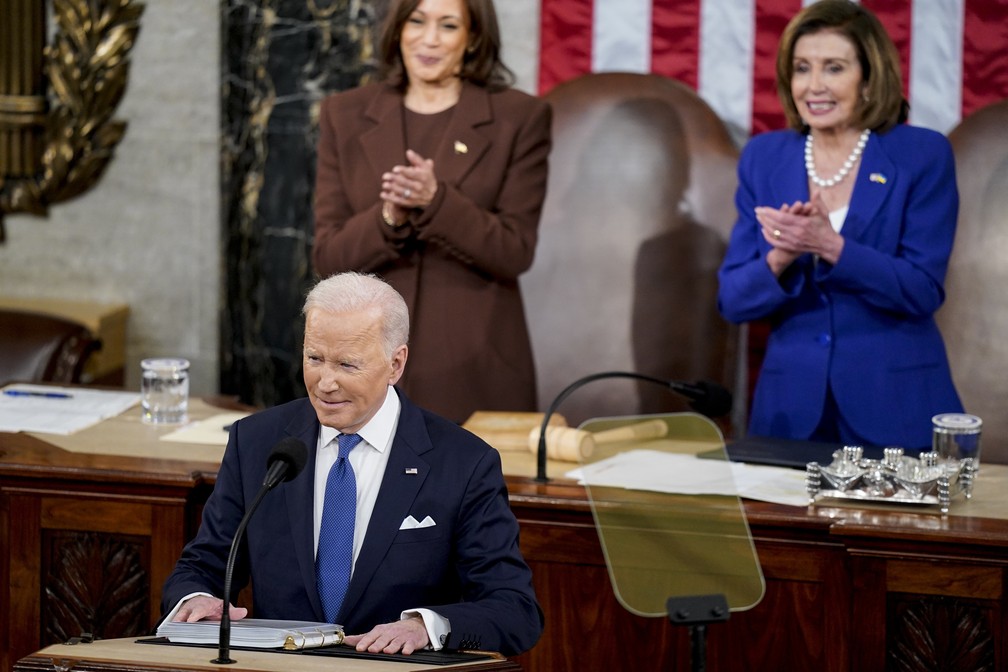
[889,597,995,672]
[41,531,149,645]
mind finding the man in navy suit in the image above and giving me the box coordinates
[161,272,543,656]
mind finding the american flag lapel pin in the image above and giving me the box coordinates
[869,172,887,184]
[405,467,418,475]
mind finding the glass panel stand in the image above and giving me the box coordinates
[575,413,765,672]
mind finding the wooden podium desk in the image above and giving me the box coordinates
[0,400,230,672]
[5,406,1008,672]
[13,638,519,672]
[498,449,1008,672]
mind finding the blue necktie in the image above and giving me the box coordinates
[316,433,362,623]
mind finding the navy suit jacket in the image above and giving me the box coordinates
[161,389,543,655]
[718,124,963,449]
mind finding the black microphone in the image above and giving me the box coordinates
[535,371,733,482]
[668,379,734,419]
[212,437,308,664]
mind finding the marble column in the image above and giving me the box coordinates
[220,0,384,406]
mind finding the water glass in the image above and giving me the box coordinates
[931,413,982,470]
[141,358,190,424]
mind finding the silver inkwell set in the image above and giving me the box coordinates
[805,413,982,514]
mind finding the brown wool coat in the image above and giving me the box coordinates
[313,81,552,423]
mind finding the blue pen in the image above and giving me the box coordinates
[3,389,74,399]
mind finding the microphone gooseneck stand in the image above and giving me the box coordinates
[211,484,273,665]
[532,371,733,671]
[212,438,308,664]
[534,371,732,483]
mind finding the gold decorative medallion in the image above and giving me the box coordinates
[0,0,145,241]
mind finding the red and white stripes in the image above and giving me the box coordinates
[537,0,1008,136]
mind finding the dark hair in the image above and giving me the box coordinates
[377,0,515,92]
[775,0,908,133]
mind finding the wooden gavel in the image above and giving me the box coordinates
[527,418,669,462]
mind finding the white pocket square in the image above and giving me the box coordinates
[399,515,436,530]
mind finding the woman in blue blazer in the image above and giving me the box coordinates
[718,0,962,450]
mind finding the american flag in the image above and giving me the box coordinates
[536,0,1008,139]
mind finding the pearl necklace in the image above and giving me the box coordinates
[804,129,871,188]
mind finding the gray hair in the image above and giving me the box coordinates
[303,272,410,358]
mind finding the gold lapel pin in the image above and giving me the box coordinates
[869,172,887,184]
[454,140,468,155]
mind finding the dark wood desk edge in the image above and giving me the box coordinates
[11,649,522,672]
[0,431,219,489]
[502,474,1008,550]
[6,429,1004,548]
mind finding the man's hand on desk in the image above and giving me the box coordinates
[344,614,429,655]
[172,595,248,622]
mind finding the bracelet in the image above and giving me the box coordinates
[382,202,403,228]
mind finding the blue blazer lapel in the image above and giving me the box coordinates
[839,133,894,241]
[767,133,809,211]
[338,393,432,621]
[752,133,807,257]
[280,401,327,621]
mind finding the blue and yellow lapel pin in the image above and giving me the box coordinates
[869,172,887,184]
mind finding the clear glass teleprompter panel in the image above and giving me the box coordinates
[576,413,765,617]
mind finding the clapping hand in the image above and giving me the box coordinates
[381,149,439,218]
[755,191,844,274]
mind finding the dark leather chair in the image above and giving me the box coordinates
[938,99,1008,464]
[0,309,102,386]
[520,72,741,431]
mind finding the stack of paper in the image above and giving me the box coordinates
[0,384,140,435]
[157,618,345,650]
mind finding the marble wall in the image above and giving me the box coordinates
[219,0,383,407]
[0,0,540,401]
[0,0,221,395]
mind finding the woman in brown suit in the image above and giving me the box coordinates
[313,0,551,423]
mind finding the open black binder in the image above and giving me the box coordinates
[723,435,901,469]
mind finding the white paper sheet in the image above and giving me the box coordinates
[566,449,809,507]
[158,412,251,445]
[0,384,140,435]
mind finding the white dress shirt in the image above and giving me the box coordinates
[313,385,399,568]
[313,385,449,650]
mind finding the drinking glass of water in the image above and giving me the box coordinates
[141,358,190,424]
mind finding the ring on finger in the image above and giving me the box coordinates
[773,229,781,239]
[403,188,411,198]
